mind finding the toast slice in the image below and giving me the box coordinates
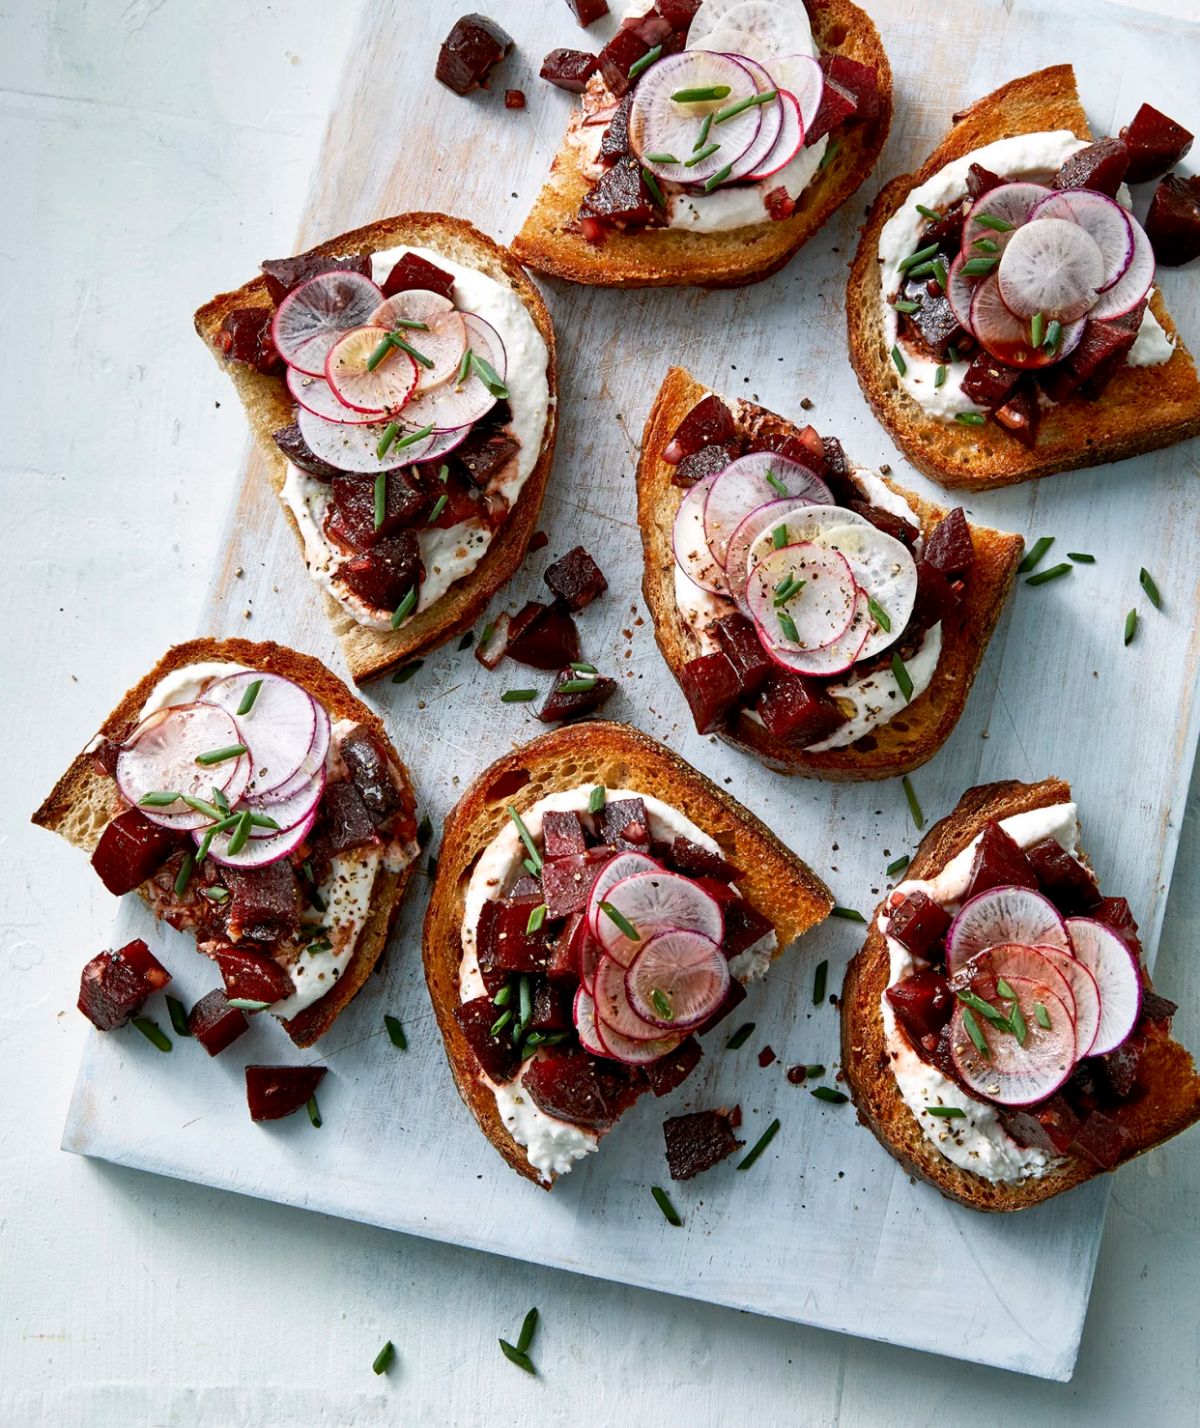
[841,777,1200,1211]
[847,65,1200,490]
[637,366,1025,779]
[511,0,892,289]
[32,638,420,1047]
[194,213,558,683]
[423,720,833,1187]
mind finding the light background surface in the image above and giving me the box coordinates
[3,0,1199,1423]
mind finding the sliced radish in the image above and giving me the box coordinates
[759,590,871,678]
[1030,190,1133,293]
[116,704,251,831]
[689,0,815,55]
[271,271,384,378]
[1066,917,1143,1055]
[762,53,823,135]
[203,807,318,870]
[408,311,468,394]
[368,289,455,329]
[593,955,669,1041]
[802,521,916,661]
[951,979,1075,1107]
[626,929,730,1029]
[673,474,728,595]
[960,183,1050,257]
[1088,218,1155,320]
[592,1012,684,1066]
[573,987,609,1057]
[745,88,803,180]
[596,870,725,965]
[738,502,868,609]
[204,671,318,799]
[398,313,502,433]
[325,326,418,416]
[586,852,661,938]
[983,943,1076,1023]
[296,406,433,473]
[746,543,858,652]
[696,3,816,64]
[997,217,1104,321]
[946,253,977,334]
[255,697,331,803]
[629,50,762,185]
[724,54,784,181]
[286,369,379,425]
[243,766,326,840]
[970,274,1085,369]
[419,424,475,462]
[1016,944,1102,1060]
[703,452,831,568]
[946,885,1069,972]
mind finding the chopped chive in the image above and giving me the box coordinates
[887,854,910,876]
[954,411,986,426]
[905,262,936,280]
[651,988,673,1019]
[390,336,433,370]
[306,1095,322,1128]
[182,794,223,822]
[892,298,920,314]
[1025,562,1071,588]
[479,621,495,649]
[777,609,799,643]
[500,689,537,703]
[523,858,539,878]
[366,336,393,372]
[972,236,999,253]
[391,585,418,628]
[140,791,181,807]
[818,139,840,170]
[438,463,449,483]
[947,344,960,364]
[517,974,533,1034]
[672,83,731,103]
[499,1340,535,1375]
[891,652,913,703]
[374,472,387,530]
[384,1014,407,1050]
[1034,1001,1052,1029]
[600,901,640,942]
[227,998,271,1012]
[960,256,999,276]
[651,1185,682,1225]
[1018,535,1054,573]
[526,903,548,935]
[1044,318,1062,352]
[236,678,263,716]
[490,1009,513,1038]
[212,786,230,816]
[391,317,429,331]
[934,364,947,388]
[902,775,924,830]
[725,1022,755,1050]
[867,595,891,632]
[395,422,436,450]
[507,805,542,874]
[226,811,253,857]
[899,242,939,273]
[375,422,399,459]
[469,352,509,399]
[891,345,907,376]
[961,1006,990,1058]
[958,989,1008,1029]
[831,906,866,923]
[703,163,733,192]
[684,141,721,168]
[996,978,1017,1001]
[588,785,606,814]
[813,959,828,1005]
[738,1118,781,1170]
[772,523,788,549]
[456,346,472,385]
[1009,1000,1028,1046]
[458,631,474,651]
[1124,608,1138,646]
[173,852,196,896]
[372,1342,395,1376]
[391,660,423,684]
[166,995,191,1037]
[1139,568,1162,610]
[916,203,941,220]
[926,1105,966,1119]
[973,213,1014,232]
[493,984,512,1008]
[570,661,598,674]
[805,1064,826,1079]
[626,43,661,82]
[811,1087,849,1104]
[713,88,777,126]
[194,743,248,767]
[644,152,679,164]
[428,492,448,522]
[557,677,597,693]
[1067,552,1095,564]
[641,167,666,209]
[931,258,949,292]
[131,1018,171,1052]
[695,112,714,148]
[516,1307,538,1355]
[1030,312,1046,348]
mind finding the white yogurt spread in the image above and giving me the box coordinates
[281,245,552,632]
[877,131,1174,418]
[881,801,1084,1183]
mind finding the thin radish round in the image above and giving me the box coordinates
[703,452,831,568]
[629,50,761,185]
[203,807,318,870]
[398,312,502,433]
[689,0,814,55]
[596,870,725,965]
[762,53,822,134]
[270,271,384,378]
[325,326,418,415]
[757,589,871,677]
[296,406,433,473]
[419,424,475,461]
[586,852,661,939]
[1088,217,1155,320]
[592,1011,684,1066]
[696,2,816,63]
[116,704,250,831]
[368,289,454,329]
[250,696,331,806]
[1065,917,1143,1055]
[625,929,730,1029]
[287,369,381,425]
[982,943,1076,1023]
[573,987,610,1057]
[801,521,916,661]
[745,88,803,180]
[244,766,326,839]
[745,543,858,651]
[739,502,868,610]
[946,885,1069,972]
[593,955,671,1041]
[946,253,977,334]
[951,979,1075,1106]
[204,671,318,799]
[970,273,1085,368]
[1030,190,1133,293]
[997,217,1105,321]
[723,54,784,181]
[673,474,729,595]
[960,182,1050,257]
[407,311,468,394]
[1019,944,1102,1060]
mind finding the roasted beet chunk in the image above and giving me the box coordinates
[338,530,423,613]
[543,811,587,859]
[215,945,295,1006]
[821,54,879,123]
[1070,1110,1131,1169]
[966,162,1003,198]
[505,600,581,670]
[1024,837,1100,914]
[1092,896,1141,953]
[805,74,856,146]
[523,1049,641,1129]
[261,252,372,304]
[529,980,570,1033]
[187,989,249,1057]
[664,1108,742,1179]
[91,808,185,896]
[246,1064,327,1122]
[886,967,953,1048]
[961,353,1022,409]
[218,307,281,374]
[663,394,737,463]
[643,1036,702,1096]
[923,507,974,577]
[1000,1094,1081,1155]
[329,470,429,549]
[680,651,741,734]
[541,47,600,93]
[565,0,608,24]
[1120,103,1194,183]
[1053,137,1129,197]
[672,443,736,487]
[380,251,456,301]
[477,896,554,986]
[846,499,919,548]
[714,612,773,697]
[667,836,738,883]
[78,939,171,1031]
[820,435,857,499]
[272,422,342,480]
[541,849,610,918]
[436,13,512,95]
[538,669,617,723]
[1145,174,1200,266]
[340,726,404,824]
[504,88,526,110]
[599,91,635,163]
[886,890,951,958]
[580,154,656,230]
[723,899,772,959]
[321,780,379,854]
[455,995,521,1082]
[1141,988,1178,1025]
[994,381,1041,448]
[961,822,1037,902]
[598,23,657,97]
[1099,1036,1146,1101]
[547,910,592,983]
[756,672,847,746]
[222,862,300,943]
[456,420,519,488]
[598,797,650,851]
[656,0,701,25]
[899,277,963,360]
[910,557,959,631]
[544,545,608,611]
[1068,318,1140,399]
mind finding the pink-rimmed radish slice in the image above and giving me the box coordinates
[757,589,871,677]
[325,326,418,415]
[242,766,326,840]
[951,978,1075,1107]
[722,54,783,181]
[946,252,977,335]
[592,1011,684,1066]
[593,954,668,1041]
[1030,189,1133,293]
[695,3,817,64]
[116,703,250,831]
[204,671,318,799]
[296,406,433,473]
[203,807,318,870]
[573,987,610,1057]
[407,310,468,394]
[703,452,831,568]
[673,474,729,595]
[802,521,917,661]
[419,424,475,462]
[629,51,762,185]
[745,88,803,180]
[997,217,1104,321]
[762,53,823,134]
[398,313,504,433]
[586,852,661,939]
[738,502,868,611]
[688,0,815,51]
[253,697,331,804]
[271,271,384,378]
[1088,217,1155,320]
[368,289,454,329]
[946,885,1069,972]
[970,273,1085,369]
[960,182,1050,257]
[1065,917,1143,1055]
[746,542,858,651]
[980,943,1076,1023]
[626,929,730,1030]
[596,870,725,965]
[286,369,379,425]
[1010,943,1102,1060]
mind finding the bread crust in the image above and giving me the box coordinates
[841,777,1200,1211]
[511,0,892,289]
[846,65,1200,490]
[637,366,1025,779]
[194,213,559,683]
[421,720,833,1187]
[31,638,420,1047]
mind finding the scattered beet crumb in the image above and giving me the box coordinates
[528,530,549,550]
[799,397,814,410]
[728,1104,742,1128]
[505,88,526,109]
[664,1109,743,1181]
[758,1045,777,1068]
[879,464,892,475]
[786,1065,808,1085]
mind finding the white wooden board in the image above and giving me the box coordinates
[61,0,1200,1381]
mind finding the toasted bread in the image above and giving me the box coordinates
[422,720,833,1187]
[847,65,1200,490]
[32,638,419,1048]
[511,0,892,289]
[194,214,558,683]
[841,777,1200,1211]
[637,367,1025,779]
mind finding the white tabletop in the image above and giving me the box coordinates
[4,1,1199,1423]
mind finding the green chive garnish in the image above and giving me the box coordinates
[813,960,828,1005]
[772,523,788,549]
[627,43,661,82]
[831,906,866,923]
[954,412,986,426]
[1044,318,1062,352]
[493,985,512,1008]
[887,854,910,876]
[469,352,508,399]
[1018,535,1054,573]
[891,652,913,703]
[490,1009,513,1038]
[1068,552,1095,564]
[182,794,223,822]
[1009,999,1028,1046]
[867,596,891,632]
[694,112,714,149]
[777,609,799,643]
[902,775,924,829]
[1034,1001,1052,1029]
[818,139,840,170]
[1139,568,1162,609]
[173,851,195,897]
[306,1095,322,1128]
[212,786,230,816]
[507,805,542,873]
[226,810,252,857]
[391,336,433,370]
[926,1105,966,1118]
[600,901,640,942]
[227,998,270,1012]
[375,422,400,459]
[737,1118,781,1170]
[1124,608,1138,646]
[892,298,920,314]
[392,317,429,331]
[934,364,947,388]
[651,988,672,1019]
[516,1307,538,1355]
[644,152,679,164]
[395,422,435,450]
[500,689,537,703]
[899,242,939,272]
[684,141,721,168]
[916,203,941,220]
[498,1340,536,1375]
[456,347,472,385]
[931,258,949,292]
[651,1185,682,1226]
[140,791,181,807]
[557,678,597,693]
[366,336,393,372]
[391,660,423,684]
[526,903,547,935]
[236,678,262,716]
[372,1342,395,1376]
[1025,562,1071,587]
[972,236,999,253]
[703,163,733,192]
[132,1018,171,1052]
[672,84,731,104]
[805,1065,826,1079]
[588,785,606,814]
[1030,312,1046,348]
[948,344,960,363]
[725,1022,755,1050]
[374,472,387,530]
[961,256,999,276]
[384,1014,407,1050]
[811,1087,849,1104]
[570,661,598,674]
[429,492,448,522]
[194,743,248,767]
[713,89,777,126]
[641,167,666,209]
[391,585,418,628]
[960,1006,991,1056]
[891,345,907,376]
[905,262,936,280]
[973,213,1014,232]
[166,995,191,1037]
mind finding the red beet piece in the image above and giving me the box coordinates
[672,443,737,487]
[218,307,282,374]
[805,74,856,146]
[436,13,513,96]
[886,967,954,1048]
[187,989,249,1057]
[886,890,952,958]
[272,423,341,480]
[664,1109,742,1180]
[1141,987,1178,1025]
[693,972,747,1035]
[921,196,969,248]
[1000,1093,1081,1155]
[539,671,617,723]
[543,811,587,859]
[693,874,738,910]
[381,251,456,301]
[756,672,847,745]
[597,796,650,851]
[667,836,738,883]
[91,808,185,896]
[77,939,171,1031]
[455,419,519,488]
[530,980,571,1033]
[580,154,656,229]
[455,995,521,1081]
[1024,837,1101,914]
[541,849,610,918]
[910,558,959,631]
[1070,1110,1131,1169]
[714,611,774,698]
[598,22,656,95]
[758,1044,777,1067]
[477,895,554,986]
[899,276,964,360]
[1120,103,1194,183]
[544,545,608,611]
[820,54,879,123]
[213,945,294,1007]
[845,499,920,549]
[820,435,857,499]
[994,381,1041,448]
[547,910,592,983]
[723,899,773,958]
[656,0,702,26]
[261,252,371,304]
[503,601,581,670]
[966,162,1003,198]
[221,862,300,943]
[679,651,741,734]
[923,507,974,577]
[523,1049,642,1128]
[320,781,379,855]
[643,1036,702,1096]
[960,822,1037,902]
[1099,1036,1146,1100]
[339,531,423,612]
[765,185,796,221]
[1053,137,1129,197]
[598,92,635,165]
[1092,896,1141,954]
[505,88,526,109]
[541,47,600,93]
[961,353,1022,409]
[1145,174,1200,266]
[329,470,429,549]
[246,1065,327,1122]
[340,726,406,824]
[565,0,608,24]
[1068,318,1139,399]
[663,395,737,463]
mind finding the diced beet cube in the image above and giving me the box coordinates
[663,394,737,463]
[328,470,429,550]
[921,197,968,248]
[187,989,249,1057]
[966,162,1003,198]
[820,435,855,498]
[246,1064,327,1122]
[565,0,608,25]
[541,849,610,918]
[455,419,520,488]
[960,821,1038,902]
[320,781,379,855]
[523,1049,641,1128]
[994,381,1041,448]
[1092,896,1141,954]
[221,862,300,942]
[923,507,974,577]
[1024,837,1100,914]
[580,154,656,228]
[679,652,741,734]
[597,25,655,96]
[756,672,847,746]
[886,967,954,1048]
[1067,318,1139,398]
[509,873,541,899]
[1053,137,1130,197]
[845,499,920,548]
[91,808,185,896]
[543,811,587,859]
[541,46,600,93]
[672,443,737,487]
[1141,988,1178,1025]
[656,0,702,26]
[961,353,1022,408]
[1099,1036,1146,1100]
[1120,103,1194,183]
[598,797,650,851]
[1000,1093,1081,1154]
[77,939,171,1031]
[261,252,372,304]
[910,557,959,631]
[547,910,592,983]
[1145,174,1200,266]
[714,612,773,697]
[723,899,773,959]
[530,980,571,1032]
[693,972,747,1035]
[667,836,738,883]
[643,1035,702,1096]
[1070,1110,1131,1169]
[381,251,456,301]
[544,545,608,611]
[505,88,526,109]
[436,13,513,96]
[505,601,581,670]
[820,54,879,122]
[217,306,282,374]
[764,185,796,221]
[215,946,295,1006]
[899,277,963,360]
[886,889,951,958]
[805,74,856,146]
[664,1109,742,1180]
[272,422,341,480]
[694,875,739,910]
[455,995,520,1081]
[339,726,406,824]
[339,531,423,613]
[477,896,554,985]
[599,92,634,165]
